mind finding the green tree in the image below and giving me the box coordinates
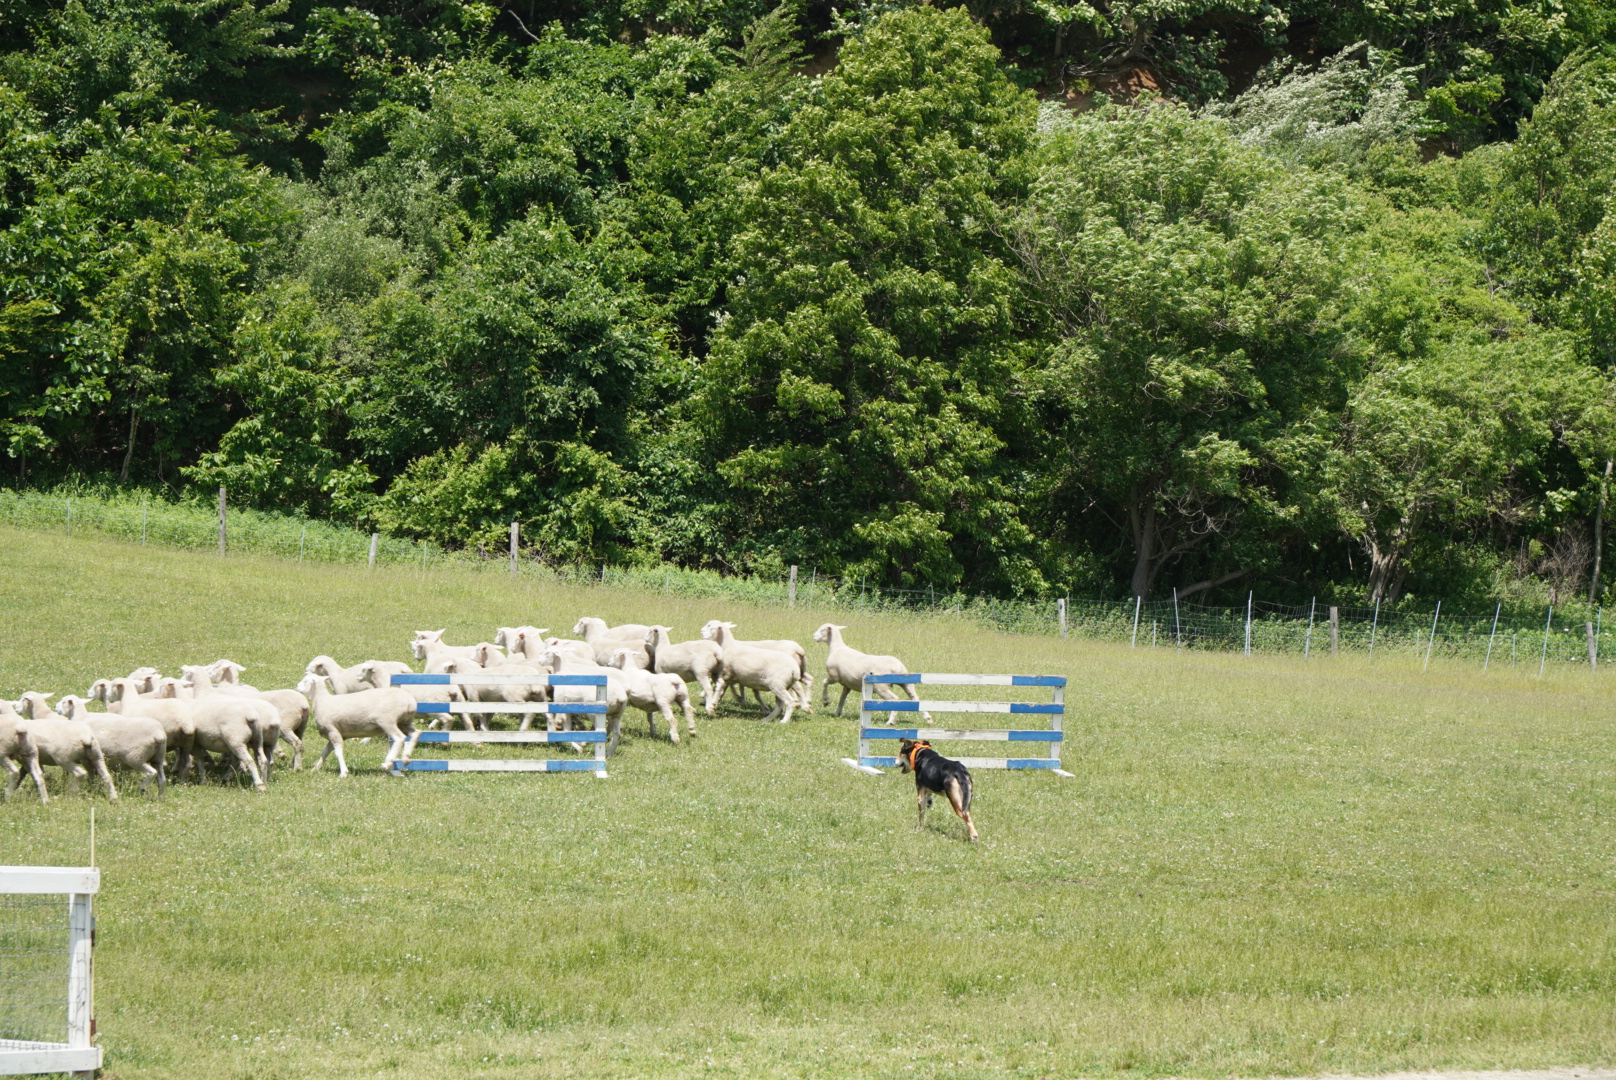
[1012,102,1360,598]
[690,5,1045,591]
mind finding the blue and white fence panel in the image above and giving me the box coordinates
[844,673,1072,777]
[389,673,610,777]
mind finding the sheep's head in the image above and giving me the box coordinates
[571,617,603,637]
[157,678,187,700]
[644,625,672,649]
[410,630,446,660]
[56,695,91,720]
[210,659,247,683]
[126,666,161,692]
[812,624,833,644]
[17,692,55,718]
[87,678,114,702]
[606,649,630,669]
[474,642,503,665]
[295,673,321,697]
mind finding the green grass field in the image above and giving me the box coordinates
[1,526,1613,1079]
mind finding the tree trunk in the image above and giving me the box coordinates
[1129,498,1156,599]
[119,409,139,483]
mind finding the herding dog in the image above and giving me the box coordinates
[896,738,978,842]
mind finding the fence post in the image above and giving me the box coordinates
[1483,602,1501,671]
[1367,598,1380,661]
[1059,597,1068,640]
[217,486,226,555]
[1172,587,1182,649]
[298,525,305,564]
[788,565,797,608]
[1304,597,1316,658]
[509,521,518,576]
[1130,595,1142,647]
[1329,606,1340,655]
[1587,621,1598,669]
[1539,605,1553,678]
[1423,601,1441,670]
[368,532,379,569]
[1243,591,1253,656]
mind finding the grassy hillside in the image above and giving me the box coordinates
[1,527,1613,1079]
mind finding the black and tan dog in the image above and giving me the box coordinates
[896,738,978,842]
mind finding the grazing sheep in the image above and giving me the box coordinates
[297,675,417,776]
[643,626,723,714]
[698,621,812,711]
[101,677,198,779]
[608,649,695,743]
[571,617,653,666]
[705,626,806,724]
[16,693,118,800]
[58,696,167,798]
[812,624,926,717]
[0,701,49,803]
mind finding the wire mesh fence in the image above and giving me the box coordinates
[0,894,69,1048]
[1,488,1609,670]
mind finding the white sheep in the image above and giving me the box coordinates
[125,667,162,694]
[701,620,814,711]
[182,667,282,767]
[705,627,806,723]
[203,661,311,770]
[176,670,274,789]
[410,629,480,671]
[16,693,118,800]
[57,696,167,798]
[812,623,926,717]
[100,677,198,777]
[643,626,722,714]
[297,674,417,776]
[608,648,695,743]
[571,617,653,666]
[535,648,627,754]
[357,661,414,690]
[0,701,48,803]
[305,655,371,694]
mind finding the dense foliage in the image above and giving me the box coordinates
[2,0,1615,605]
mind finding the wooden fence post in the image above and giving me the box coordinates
[788,565,798,608]
[1587,620,1598,669]
[1058,597,1068,639]
[509,521,519,576]
[217,486,226,556]
[368,532,379,569]
[1328,606,1340,655]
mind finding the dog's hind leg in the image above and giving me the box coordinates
[945,778,978,842]
[916,787,933,829]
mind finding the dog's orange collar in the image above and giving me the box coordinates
[906,741,931,771]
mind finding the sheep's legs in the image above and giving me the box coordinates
[682,699,696,739]
[381,732,405,770]
[835,685,852,716]
[279,730,304,771]
[695,673,715,714]
[138,761,163,799]
[605,712,623,756]
[89,754,118,802]
[659,703,679,744]
[711,676,729,710]
[232,744,266,792]
[644,707,658,740]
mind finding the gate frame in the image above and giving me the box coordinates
[843,673,1073,778]
[0,866,100,1078]
[390,673,610,777]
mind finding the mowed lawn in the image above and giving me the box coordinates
[0,527,1613,1080]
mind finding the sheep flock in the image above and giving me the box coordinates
[1,618,921,802]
